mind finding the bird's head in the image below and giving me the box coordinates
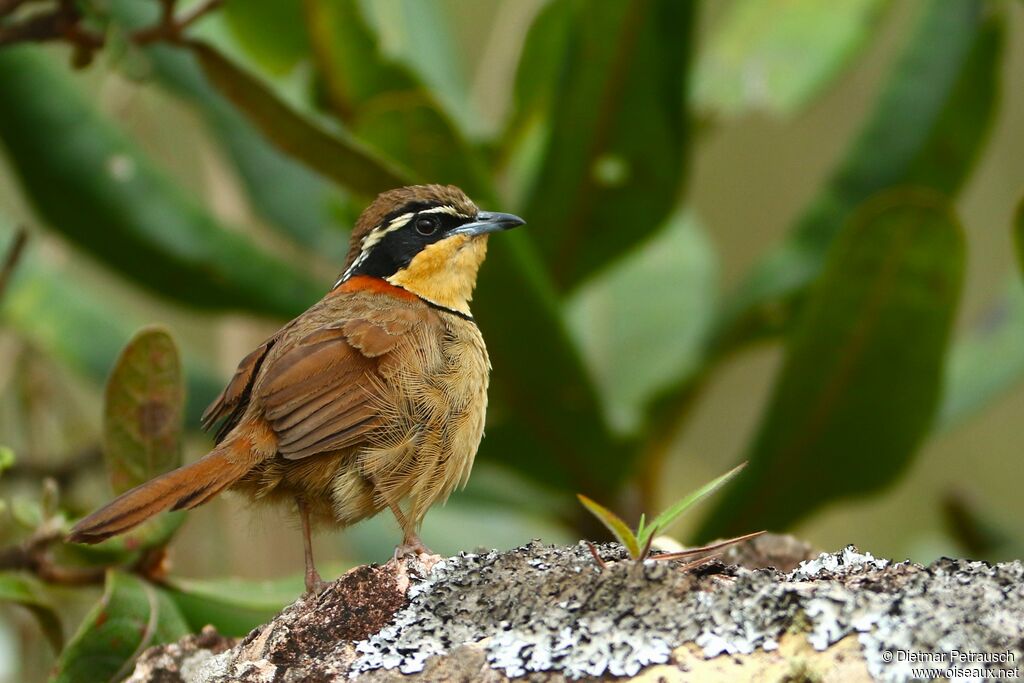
[337,185,525,317]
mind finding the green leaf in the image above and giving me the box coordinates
[187,40,414,197]
[638,462,746,548]
[303,0,491,199]
[577,494,640,559]
[700,191,965,538]
[566,209,717,433]
[0,46,324,319]
[0,219,223,426]
[223,0,309,75]
[939,279,1024,429]
[103,327,184,495]
[716,0,1000,351]
[163,575,299,636]
[356,0,478,136]
[693,0,887,116]
[105,0,350,258]
[53,571,190,683]
[0,572,63,651]
[517,0,696,289]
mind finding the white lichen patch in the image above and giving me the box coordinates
[132,540,1024,682]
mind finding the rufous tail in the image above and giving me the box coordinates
[68,422,274,544]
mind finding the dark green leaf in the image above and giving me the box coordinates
[187,40,414,197]
[566,209,717,433]
[473,234,620,497]
[103,327,183,495]
[53,571,190,683]
[577,494,640,558]
[0,47,324,318]
[0,220,222,426]
[355,0,478,135]
[303,0,491,199]
[0,572,63,651]
[223,0,309,75]
[693,0,887,116]
[638,463,745,548]
[716,0,999,350]
[700,191,965,537]
[164,575,299,636]
[517,0,696,289]
[105,0,350,258]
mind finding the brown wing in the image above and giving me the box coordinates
[201,333,282,443]
[257,306,425,460]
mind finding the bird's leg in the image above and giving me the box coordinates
[388,501,433,558]
[297,498,328,596]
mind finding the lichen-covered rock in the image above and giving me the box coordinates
[128,536,1024,683]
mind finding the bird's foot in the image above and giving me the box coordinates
[304,568,330,597]
[392,535,434,561]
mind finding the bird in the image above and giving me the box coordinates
[68,184,525,594]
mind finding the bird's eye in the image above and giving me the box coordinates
[414,215,439,236]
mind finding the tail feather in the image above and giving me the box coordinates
[68,436,254,545]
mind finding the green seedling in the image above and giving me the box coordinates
[578,462,762,567]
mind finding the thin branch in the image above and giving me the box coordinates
[649,530,766,562]
[585,541,607,571]
[5,446,103,488]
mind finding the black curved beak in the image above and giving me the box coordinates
[452,211,526,237]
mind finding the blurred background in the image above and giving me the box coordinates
[1,0,1023,679]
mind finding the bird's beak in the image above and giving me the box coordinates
[451,211,526,237]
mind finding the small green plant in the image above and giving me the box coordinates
[578,462,762,567]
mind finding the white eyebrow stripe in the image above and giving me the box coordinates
[419,205,469,217]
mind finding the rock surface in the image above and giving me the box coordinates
[128,535,1024,682]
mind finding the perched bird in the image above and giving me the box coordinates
[69,184,525,594]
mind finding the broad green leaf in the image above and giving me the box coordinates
[105,0,350,258]
[103,327,183,494]
[0,572,63,651]
[473,234,620,497]
[0,220,222,426]
[517,0,696,289]
[223,0,309,75]
[939,279,1024,428]
[303,0,491,199]
[638,463,746,548]
[693,0,887,116]
[53,571,190,683]
[356,0,478,136]
[0,47,324,318]
[187,40,414,197]
[715,0,999,352]
[700,191,964,538]
[577,494,640,559]
[164,575,300,636]
[566,209,717,433]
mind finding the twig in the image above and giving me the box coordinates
[4,446,102,488]
[649,530,766,562]
[584,541,606,571]
[0,524,105,586]
[0,226,28,302]
[0,0,223,59]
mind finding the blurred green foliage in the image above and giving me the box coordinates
[0,0,1022,679]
